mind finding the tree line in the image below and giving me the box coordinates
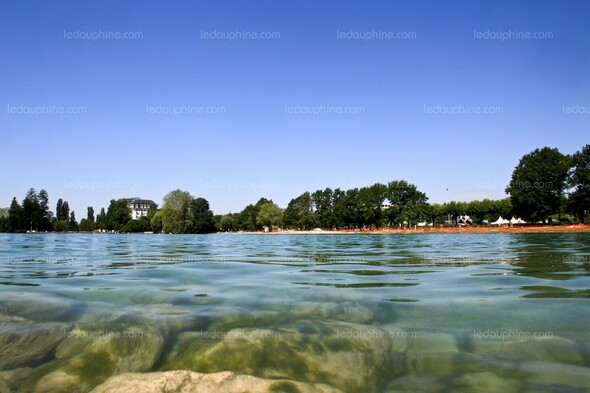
[215,144,588,230]
[0,145,588,233]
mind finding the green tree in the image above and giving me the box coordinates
[234,198,271,231]
[22,188,40,231]
[87,206,95,222]
[38,189,50,231]
[345,188,362,228]
[79,219,94,232]
[69,211,79,231]
[568,144,590,222]
[8,197,24,232]
[105,199,131,231]
[56,199,70,221]
[356,184,387,228]
[0,208,8,232]
[386,180,428,227]
[53,220,68,232]
[331,188,351,229]
[506,147,570,223]
[96,208,107,231]
[161,189,193,234]
[190,197,216,233]
[219,214,236,231]
[311,188,334,228]
[283,192,315,230]
[256,202,283,231]
[120,216,151,233]
[79,206,96,232]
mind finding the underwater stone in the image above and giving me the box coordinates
[90,370,344,393]
[0,314,70,371]
[33,323,165,393]
[497,336,586,366]
[162,321,398,393]
[0,292,85,323]
[451,371,522,393]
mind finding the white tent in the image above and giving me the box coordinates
[491,216,510,225]
[510,217,527,225]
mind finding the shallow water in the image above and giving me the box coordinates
[0,233,589,392]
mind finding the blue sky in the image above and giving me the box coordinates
[1,0,589,216]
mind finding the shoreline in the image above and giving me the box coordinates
[254,224,590,235]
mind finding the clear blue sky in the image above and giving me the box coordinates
[1,0,588,216]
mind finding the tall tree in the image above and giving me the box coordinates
[22,188,40,231]
[87,207,95,222]
[256,202,283,231]
[283,192,315,230]
[190,197,216,233]
[8,197,24,232]
[219,214,236,232]
[56,199,67,221]
[386,180,428,227]
[105,199,131,231]
[160,190,193,234]
[311,188,334,229]
[96,208,107,230]
[506,147,570,223]
[331,188,350,229]
[69,211,79,231]
[357,184,387,228]
[568,144,590,222]
[38,189,50,231]
[234,198,272,231]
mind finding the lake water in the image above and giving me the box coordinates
[0,233,589,392]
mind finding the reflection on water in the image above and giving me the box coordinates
[0,233,589,392]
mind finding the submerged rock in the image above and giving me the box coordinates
[404,332,490,376]
[162,321,402,393]
[0,314,70,371]
[0,368,37,393]
[516,360,590,390]
[291,301,376,323]
[33,322,165,393]
[0,292,85,323]
[407,333,458,352]
[383,375,447,392]
[451,371,522,393]
[90,370,343,393]
[496,336,587,366]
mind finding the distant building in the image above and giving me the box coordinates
[127,198,155,220]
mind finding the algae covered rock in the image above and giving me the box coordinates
[496,336,587,366]
[90,370,344,393]
[451,371,522,393]
[33,322,165,393]
[162,321,403,393]
[0,292,85,322]
[0,314,70,371]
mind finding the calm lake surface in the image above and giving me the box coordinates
[1,233,589,392]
